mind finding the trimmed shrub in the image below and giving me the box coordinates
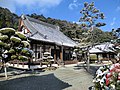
[0,40,5,47]
[90,54,97,60]
[15,32,27,40]
[8,49,15,54]
[0,28,15,37]
[0,41,9,49]
[18,55,28,61]
[90,54,97,63]
[0,35,8,41]
[11,55,17,60]
[22,41,30,47]
[10,36,21,43]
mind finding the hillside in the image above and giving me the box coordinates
[0,7,114,44]
[0,7,19,30]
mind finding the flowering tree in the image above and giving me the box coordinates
[93,63,120,89]
[0,28,33,79]
[93,28,120,89]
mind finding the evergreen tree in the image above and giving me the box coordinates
[79,2,106,44]
[0,28,33,79]
[79,2,106,70]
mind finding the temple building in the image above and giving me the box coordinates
[18,15,77,62]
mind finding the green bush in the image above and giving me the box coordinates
[0,41,9,49]
[21,49,28,54]
[0,56,2,59]
[0,35,8,41]
[90,54,97,60]
[10,36,21,43]
[0,28,33,63]
[8,49,15,54]
[18,55,28,61]
[0,40,5,47]
[11,55,17,60]
[15,32,27,40]
[22,41,30,47]
[0,28,15,37]
[90,54,97,63]
[21,48,32,57]
[4,43,10,49]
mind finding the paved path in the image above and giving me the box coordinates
[54,66,94,90]
[0,64,94,90]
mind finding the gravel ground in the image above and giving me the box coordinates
[0,63,96,90]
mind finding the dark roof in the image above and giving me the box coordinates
[21,15,76,47]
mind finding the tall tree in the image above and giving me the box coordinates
[79,2,106,70]
[79,2,106,44]
[0,28,33,79]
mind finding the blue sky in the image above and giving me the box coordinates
[0,0,120,31]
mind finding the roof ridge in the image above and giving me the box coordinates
[23,15,58,30]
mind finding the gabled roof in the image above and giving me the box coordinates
[21,15,77,47]
[89,43,115,53]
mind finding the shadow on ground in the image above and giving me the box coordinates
[0,73,72,90]
[73,64,87,70]
[88,66,100,76]
[74,64,100,76]
[0,67,45,79]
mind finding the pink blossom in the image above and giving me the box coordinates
[110,68,115,72]
[114,63,120,69]
[115,68,120,73]
[106,78,110,86]
[118,76,120,80]
[106,73,112,78]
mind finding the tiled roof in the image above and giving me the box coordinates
[21,15,76,47]
[89,43,115,53]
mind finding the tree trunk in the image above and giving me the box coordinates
[87,49,90,71]
[4,63,7,79]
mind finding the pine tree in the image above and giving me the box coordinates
[0,28,33,79]
[79,2,106,70]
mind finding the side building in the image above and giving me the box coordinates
[18,15,77,63]
[89,43,116,63]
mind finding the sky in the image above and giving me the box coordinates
[0,0,120,31]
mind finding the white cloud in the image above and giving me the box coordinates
[0,0,63,13]
[68,3,78,10]
[110,17,116,26]
[68,0,81,10]
[73,21,81,24]
[116,6,120,12]
[73,0,77,3]
[15,0,62,8]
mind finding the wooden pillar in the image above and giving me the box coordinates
[31,43,33,50]
[43,44,45,52]
[60,45,63,62]
[69,48,71,60]
[35,44,37,61]
[40,46,42,58]
[54,45,57,61]
[97,54,99,62]
[49,47,51,56]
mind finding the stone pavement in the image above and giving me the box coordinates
[0,63,95,90]
[54,66,94,90]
